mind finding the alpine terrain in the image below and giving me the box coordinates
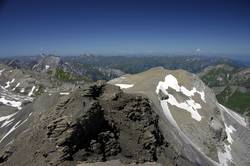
[0,61,249,165]
[109,67,250,166]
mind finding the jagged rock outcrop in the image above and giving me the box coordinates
[0,82,168,166]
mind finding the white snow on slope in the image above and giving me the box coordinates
[156,74,203,121]
[156,74,237,165]
[225,124,236,144]
[159,99,179,128]
[0,112,18,128]
[45,65,50,70]
[218,144,233,166]
[157,74,205,102]
[28,86,35,96]
[1,82,33,110]
[0,121,21,143]
[20,88,25,93]
[115,84,134,89]
[217,104,239,166]
[4,78,15,89]
[0,112,16,122]
[60,92,70,95]
[0,68,5,75]
[157,87,218,165]
[1,118,15,128]
[219,104,247,127]
[0,96,22,110]
[217,124,236,166]
[0,112,33,143]
[12,82,20,91]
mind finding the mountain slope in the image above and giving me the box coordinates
[0,81,183,166]
[109,67,250,166]
[199,64,250,116]
[0,65,249,166]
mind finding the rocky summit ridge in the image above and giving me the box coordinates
[0,81,172,166]
[109,67,250,166]
[0,66,249,166]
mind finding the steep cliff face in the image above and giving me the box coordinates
[109,67,250,166]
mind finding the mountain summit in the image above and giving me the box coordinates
[109,67,250,166]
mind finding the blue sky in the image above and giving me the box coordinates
[0,0,250,56]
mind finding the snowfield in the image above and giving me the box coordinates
[0,78,34,110]
[0,96,22,110]
[157,74,206,102]
[4,78,15,89]
[156,74,203,121]
[60,92,70,95]
[28,86,36,97]
[115,84,134,89]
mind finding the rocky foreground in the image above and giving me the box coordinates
[0,81,185,166]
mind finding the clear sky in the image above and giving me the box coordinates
[0,0,250,56]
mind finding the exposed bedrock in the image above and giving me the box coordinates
[0,82,170,166]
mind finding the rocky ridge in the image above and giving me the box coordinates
[0,81,174,166]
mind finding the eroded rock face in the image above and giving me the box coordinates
[0,82,167,166]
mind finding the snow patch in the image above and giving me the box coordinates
[20,88,25,93]
[115,84,134,89]
[225,124,236,144]
[217,104,238,166]
[167,94,202,121]
[60,92,70,95]
[156,74,203,121]
[0,68,5,75]
[4,78,15,88]
[156,75,206,102]
[12,82,20,91]
[218,144,233,166]
[28,86,36,96]
[0,96,22,110]
[45,65,50,70]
